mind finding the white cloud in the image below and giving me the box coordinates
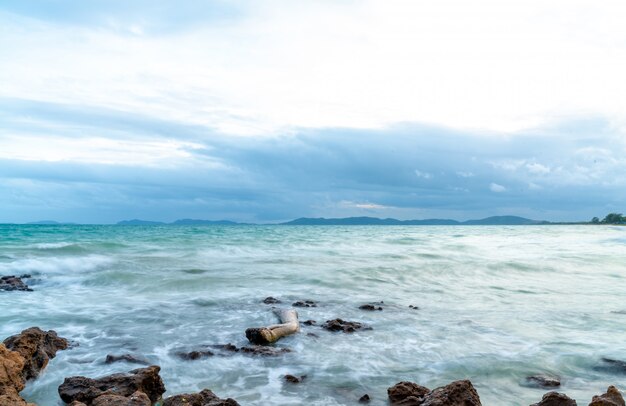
[414,170,433,179]
[2,0,626,136]
[456,171,474,178]
[490,182,506,193]
[526,162,551,175]
[340,200,389,210]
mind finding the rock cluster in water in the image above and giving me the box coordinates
[0,274,33,291]
[322,318,371,333]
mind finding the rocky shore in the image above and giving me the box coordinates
[1,290,624,405]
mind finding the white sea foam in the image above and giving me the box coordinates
[32,242,76,249]
[0,255,113,275]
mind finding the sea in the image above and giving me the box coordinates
[1,224,625,405]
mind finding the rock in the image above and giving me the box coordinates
[239,346,291,356]
[589,386,625,406]
[530,391,578,406]
[69,402,88,406]
[302,320,317,326]
[0,275,32,291]
[58,365,166,405]
[175,350,215,360]
[293,300,317,307]
[3,327,69,380]
[0,344,33,406]
[387,381,430,404]
[596,359,626,374]
[409,305,420,310]
[421,380,481,406]
[105,354,150,365]
[526,375,561,388]
[359,394,371,403]
[263,297,281,304]
[92,391,152,406]
[284,374,306,384]
[322,319,371,333]
[163,389,240,406]
[359,304,383,311]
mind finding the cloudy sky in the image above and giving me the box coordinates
[1,0,625,223]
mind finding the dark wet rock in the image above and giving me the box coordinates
[0,343,33,406]
[302,320,317,326]
[589,386,625,406]
[163,388,240,406]
[239,346,291,356]
[105,354,150,365]
[3,327,69,380]
[526,375,561,388]
[359,394,371,403]
[58,365,166,405]
[307,333,319,338]
[91,391,151,406]
[0,275,33,291]
[263,297,281,304]
[69,402,88,406]
[596,358,626,374]
[387,381,430,405]
[610,310,626,315]
[293,300,317,307]
[322,319,371,333]
[409,305,420,310]
[530,391,577,406]
[210,344,239,353]
[421,380,481,406]
[359,304,383,311]
[284,374,306,384]
[175,350,214,360]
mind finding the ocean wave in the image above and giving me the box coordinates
[0,255,113,275]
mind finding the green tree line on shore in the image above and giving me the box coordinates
[591,213,625,224]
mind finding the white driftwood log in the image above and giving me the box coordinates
[245,308,300,345]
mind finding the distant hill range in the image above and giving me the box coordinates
[281,215,549,226]
[116,215,549,226]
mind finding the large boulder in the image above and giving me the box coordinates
[91,391,152,406]
[3,327,69,380]
[163,389,240,406]
[589,386,625,406]
[387,381,430,404]
[0,344,33,406]
[58,365,166,405]
[530,391,578,406]
[421,380,481,406]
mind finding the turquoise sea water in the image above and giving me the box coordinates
[1,224,625,405]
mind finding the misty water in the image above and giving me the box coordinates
[1,224,625,405]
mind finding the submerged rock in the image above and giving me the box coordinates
[322,319,371,333]
[175,344,290,359]
[163,389,240,406]
[589,386,625,406]
[596,358,626,374]
[3,327,69,380]
[58,365,166,405]
[359,304,383,311]
[530,391,577,406]
[239,346,291,356]
[409,305,420,310]
[0,344,33,406]
[302,320,317,326]
[175,349,215,360]
[263,297,281,304]
[359,394,371,403]
[526,375,561,388]
[105,354,150,365]
[284,374,306,384]
[293,300,317,307]
[387,381,430,404]
[0,275,32,291]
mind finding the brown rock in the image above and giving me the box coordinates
[322,319,371,333]
[387,381,430,404]
[589,386,625,406]
[58,365,166,405]
[0,344,33,406]
[3,327,69,380]
[92,391,151,406]
[359,304,383,311]
[284,374,306,384]
[530,391,578,406]
[421,380,481,406]
[163,389,240,406]
[0,275,32,291]
[175,350,215,360]
[69,402,88,406]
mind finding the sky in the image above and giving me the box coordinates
[1,0,625,223]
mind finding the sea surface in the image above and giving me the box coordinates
[1,224,625,405]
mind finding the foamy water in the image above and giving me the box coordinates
[1,224,625,405]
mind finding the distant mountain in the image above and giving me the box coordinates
[282,216,547,226]
[462,215,549,225]
[26,220,76,225]
[171,219,240,225]
[117,219,166,225]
